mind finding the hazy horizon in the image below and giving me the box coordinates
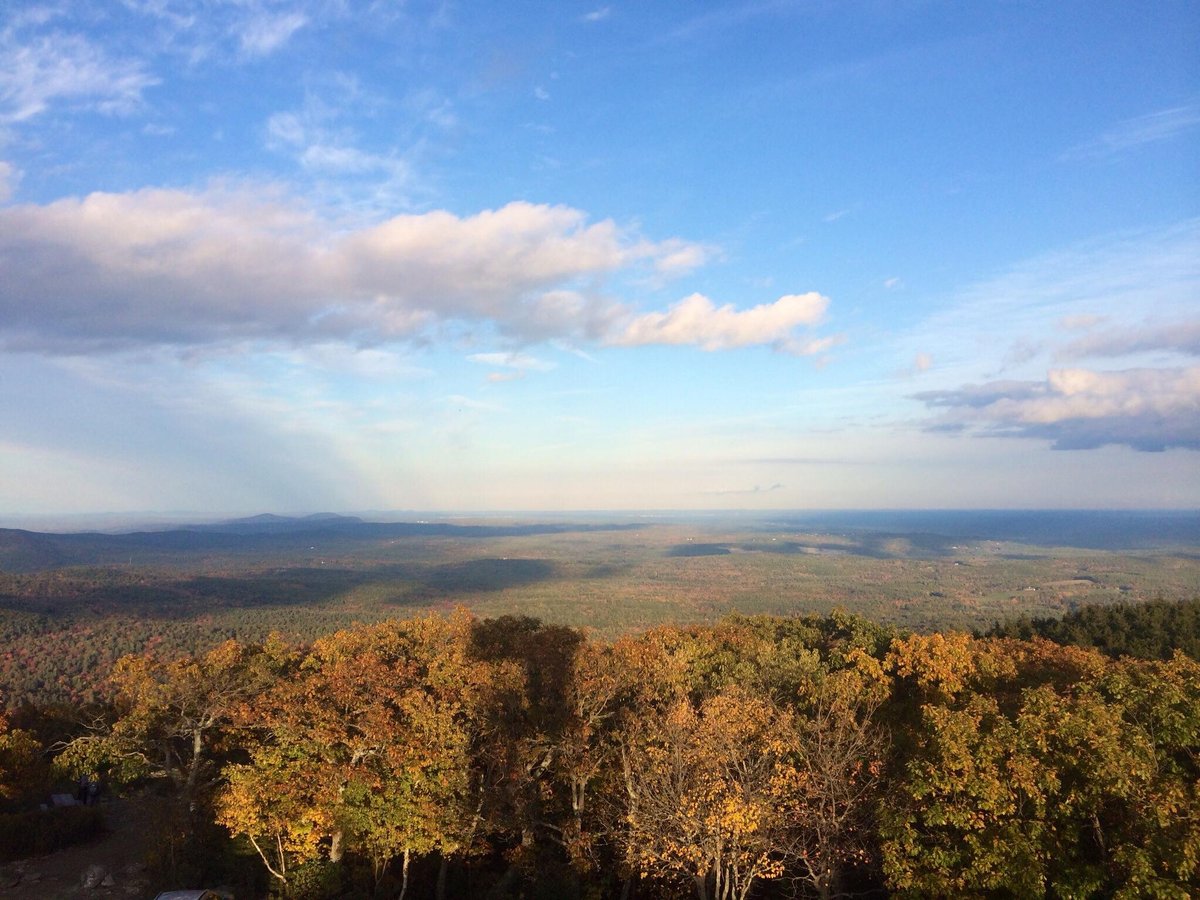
[4,507,1199,541]
[1,3,1196,515]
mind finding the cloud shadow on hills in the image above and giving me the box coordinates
[0,557,560,620]
[667,533,962,561]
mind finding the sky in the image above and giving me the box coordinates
[0,0,1197,518]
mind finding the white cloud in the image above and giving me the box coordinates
[611,291,829,353]
[468,351,555,372]
[0,30,158,123]
[0,185,708,352]
[652,239,709,276]
[583,7,612,23]
[884,276,902,289]
[914,352,933,372]
[900,219,1200,383]
[916,366,1200,451]
[1061,104,1200,161]
[236,10,308,58]
[534,85,550,101]
[265,98,423,209]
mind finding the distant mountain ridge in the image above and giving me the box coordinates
[1,510,1197,575]
[0,515,644,574]
[186,513,367,534]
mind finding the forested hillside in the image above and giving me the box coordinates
[4,516,1199,709]
[3,608,1197,899]
[986,596,1200,660]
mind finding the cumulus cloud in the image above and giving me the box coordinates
[611,292,830,353]
[916,367,1200,451]
[0,186,713,352]
[0,30,158,123]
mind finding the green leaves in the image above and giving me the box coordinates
[880,639,1200,898]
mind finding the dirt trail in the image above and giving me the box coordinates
[0,797,161,900]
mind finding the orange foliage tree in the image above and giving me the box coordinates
[218,611,497,896]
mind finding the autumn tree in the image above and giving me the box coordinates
[880,634,1200,897]
[618,687,797,900]
[56,638,283,800]
[0,704,47,810]
[465,615,584,888]
[780,651,889,900]
[220,611,496,897]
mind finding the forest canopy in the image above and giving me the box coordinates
[4,604,1198,899]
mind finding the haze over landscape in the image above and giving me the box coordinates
[0,1,1197,517]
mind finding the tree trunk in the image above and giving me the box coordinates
[435,855,449,900]
[398,847,410,900]
[329,830,344,863]
[184,727,203,795]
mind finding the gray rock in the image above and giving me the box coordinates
[101,873,116,887]
[82,863,108,888]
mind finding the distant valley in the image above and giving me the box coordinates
[1,510,1197,706]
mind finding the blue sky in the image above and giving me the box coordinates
[0,0,1197,517]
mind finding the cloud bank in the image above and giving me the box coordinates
[0,185,828,356]
[1060,320,1200,360]
[916,367,1200,451]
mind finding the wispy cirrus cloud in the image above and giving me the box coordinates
[236,10,309,58]
[0,29,158,123]
[468,352,556,372]
[116,1,315,61]
[1061,104,1200,161]
[703,482,785,496]
[267,108,415,188]
[896,219,1200,383]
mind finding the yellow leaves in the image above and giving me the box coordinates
[226,612,492,872]
[619,686,813,893]
[888,631,984,697]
